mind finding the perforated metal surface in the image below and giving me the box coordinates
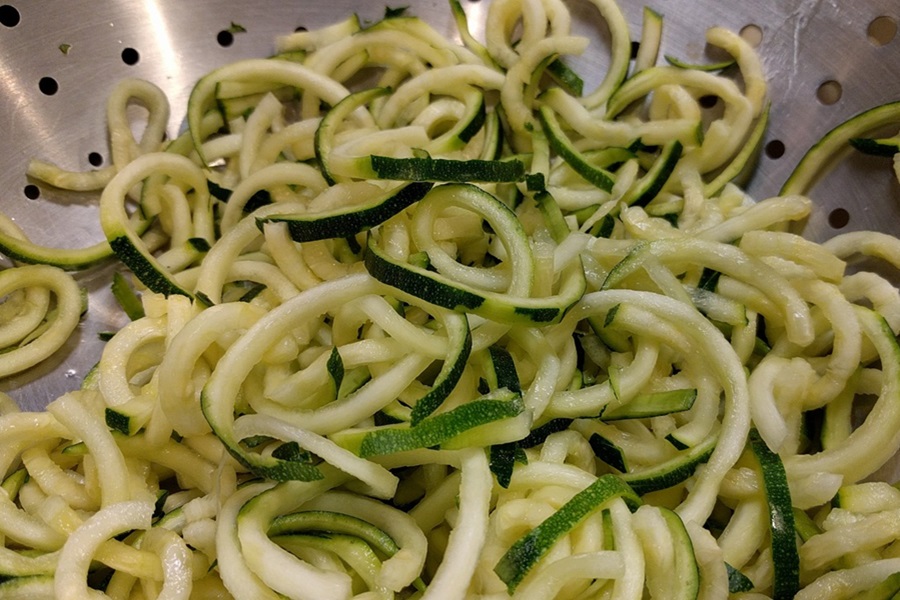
[1,0,899,409]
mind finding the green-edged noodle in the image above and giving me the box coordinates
[749,428,799,600]
[494,474,641,592]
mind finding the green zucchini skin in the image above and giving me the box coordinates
[349,390,524,457]
[258,181,434,242]
[749,428,799,600]
[369,155,526,183]
[850,136,900,157]
[782,100,900,195]
[493,474,641,593]
[108,236,194,298]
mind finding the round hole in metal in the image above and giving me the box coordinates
[765,139,785,159]
[23,184,40,200]
[217,30,234,47]
[739,24,763,47]
[816,80,842,105]
[121,47,140,65]
[828,207,850,229]
[699,95,718,109]
[868,15,897,47]
[88,152,104,167]
[38,77,59,96]
[0,4,19,27]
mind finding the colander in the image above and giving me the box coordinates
[1,0,899,413]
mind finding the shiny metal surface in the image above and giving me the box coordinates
[1,0,899,409]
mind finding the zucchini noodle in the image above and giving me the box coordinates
[4,2,900,599]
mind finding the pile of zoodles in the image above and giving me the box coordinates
[3,0,900,598]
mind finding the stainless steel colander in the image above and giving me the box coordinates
[2,0,899,409]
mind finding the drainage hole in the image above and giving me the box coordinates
[868,15,898,47]
[0,4,20,28]
[630,40,640,59]
[699,95,718,109]
[217,30,234,47]
[764,139,785,159]
[121,47,140,65]
[24,184,40,200]
[816,80,842,105]
[828,207,850,229]
[88,152,104,167]
[39,76,59,96]
[739,24,763,47]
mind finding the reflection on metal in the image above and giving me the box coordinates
[1,0,899,408]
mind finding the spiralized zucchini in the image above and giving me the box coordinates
[3,2,900,599]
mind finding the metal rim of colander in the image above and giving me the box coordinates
[0,0,899,408]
